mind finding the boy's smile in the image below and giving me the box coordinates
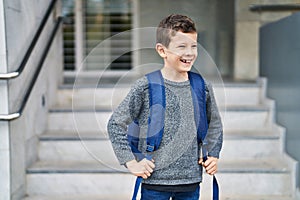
[156,31,198,76]
[179,58,193,64]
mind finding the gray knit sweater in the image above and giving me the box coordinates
[107,74,223,185]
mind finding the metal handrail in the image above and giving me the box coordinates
[250,4,300,12]
[0,17,63,121]
[0,113,21,121]
[0,0,57,79]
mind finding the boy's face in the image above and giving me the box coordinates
[157,31,198,73]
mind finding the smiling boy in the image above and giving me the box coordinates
[107,14,223,200]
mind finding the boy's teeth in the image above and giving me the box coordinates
[181,59,191,63]
[181,59,188,63]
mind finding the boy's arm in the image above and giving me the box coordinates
[107,78,145,165]
[199,81,223,175]
[205,81,223,159]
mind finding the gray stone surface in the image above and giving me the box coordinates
[233,0,300,80]
[0,149,10,200]
[0,0,10,199]
[235,0,261,21]
[260,11,300,188]
[234,21,260,80]
[2,0,63,199]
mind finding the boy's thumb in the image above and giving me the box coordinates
[198,158,204,165]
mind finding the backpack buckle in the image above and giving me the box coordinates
[146,145,155,152]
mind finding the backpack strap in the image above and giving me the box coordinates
[188,71,208,144]
[145,70,166,152]
[129,70,165,200]
[127,120,145,161]
[189,72,219,200]
[127,70,166,161]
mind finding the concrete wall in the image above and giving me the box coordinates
[135,0,234,77]
[234,0,300,80]
[260,11,300,188]
[3,0,63,199]
[0,0,11,199]
[134,0,300,80]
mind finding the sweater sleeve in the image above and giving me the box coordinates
[107,77,147,165]
[205,81,223,158]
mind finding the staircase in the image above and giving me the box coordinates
[24,74,298,200]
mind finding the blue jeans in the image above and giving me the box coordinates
[140,185,200,200]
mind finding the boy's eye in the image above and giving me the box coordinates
[192,45,197,48]
[177,45,186,48]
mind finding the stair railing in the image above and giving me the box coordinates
[0,0,62,121]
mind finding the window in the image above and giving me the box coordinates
[62,0,132,71]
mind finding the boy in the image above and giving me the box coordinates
[107,14,223,200]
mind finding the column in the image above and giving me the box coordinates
[0,0,11,199]
[75,0,84,71]
[234,0,261,80]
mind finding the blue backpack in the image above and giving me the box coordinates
[127,70,218,200]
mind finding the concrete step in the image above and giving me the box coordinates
[39,130,106,140]
[47,104,273,132]
[26,163,135,198]
[56,86,125,110]
[23,195,132,200]
[41,128,281,140]
[23,195,133,200]
[29,157,290,175]
[38,128,283,163]
[215,195,294,200]
[222,104,273,131]
[221,127,284,160]
[27,160,127,174]
[203,159,293,198]
[56,81,264,109]
[26,159,292,197]
[38,132,120,165]
[47,109,111,132]
[23,195,295,200]
[26,161,134,198]
[214,80,264,107]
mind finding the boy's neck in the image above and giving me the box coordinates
[161,67,189,82]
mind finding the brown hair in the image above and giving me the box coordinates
[156,14,197,47]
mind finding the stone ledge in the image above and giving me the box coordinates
[27,160,127,174]
[27,159,289,174]
[39,131,107,141]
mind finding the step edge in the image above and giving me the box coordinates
[48,105,270,113]
[27,159,291,174]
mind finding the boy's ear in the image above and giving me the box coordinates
[156,43,167,58]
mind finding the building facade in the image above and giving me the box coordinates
[0,0,300,199]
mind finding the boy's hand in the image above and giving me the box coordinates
[199,157,218,175]
[126,158,155,179]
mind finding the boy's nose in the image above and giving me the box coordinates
[185,47,196,56]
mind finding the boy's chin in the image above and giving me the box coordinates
[180,65,193,72]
